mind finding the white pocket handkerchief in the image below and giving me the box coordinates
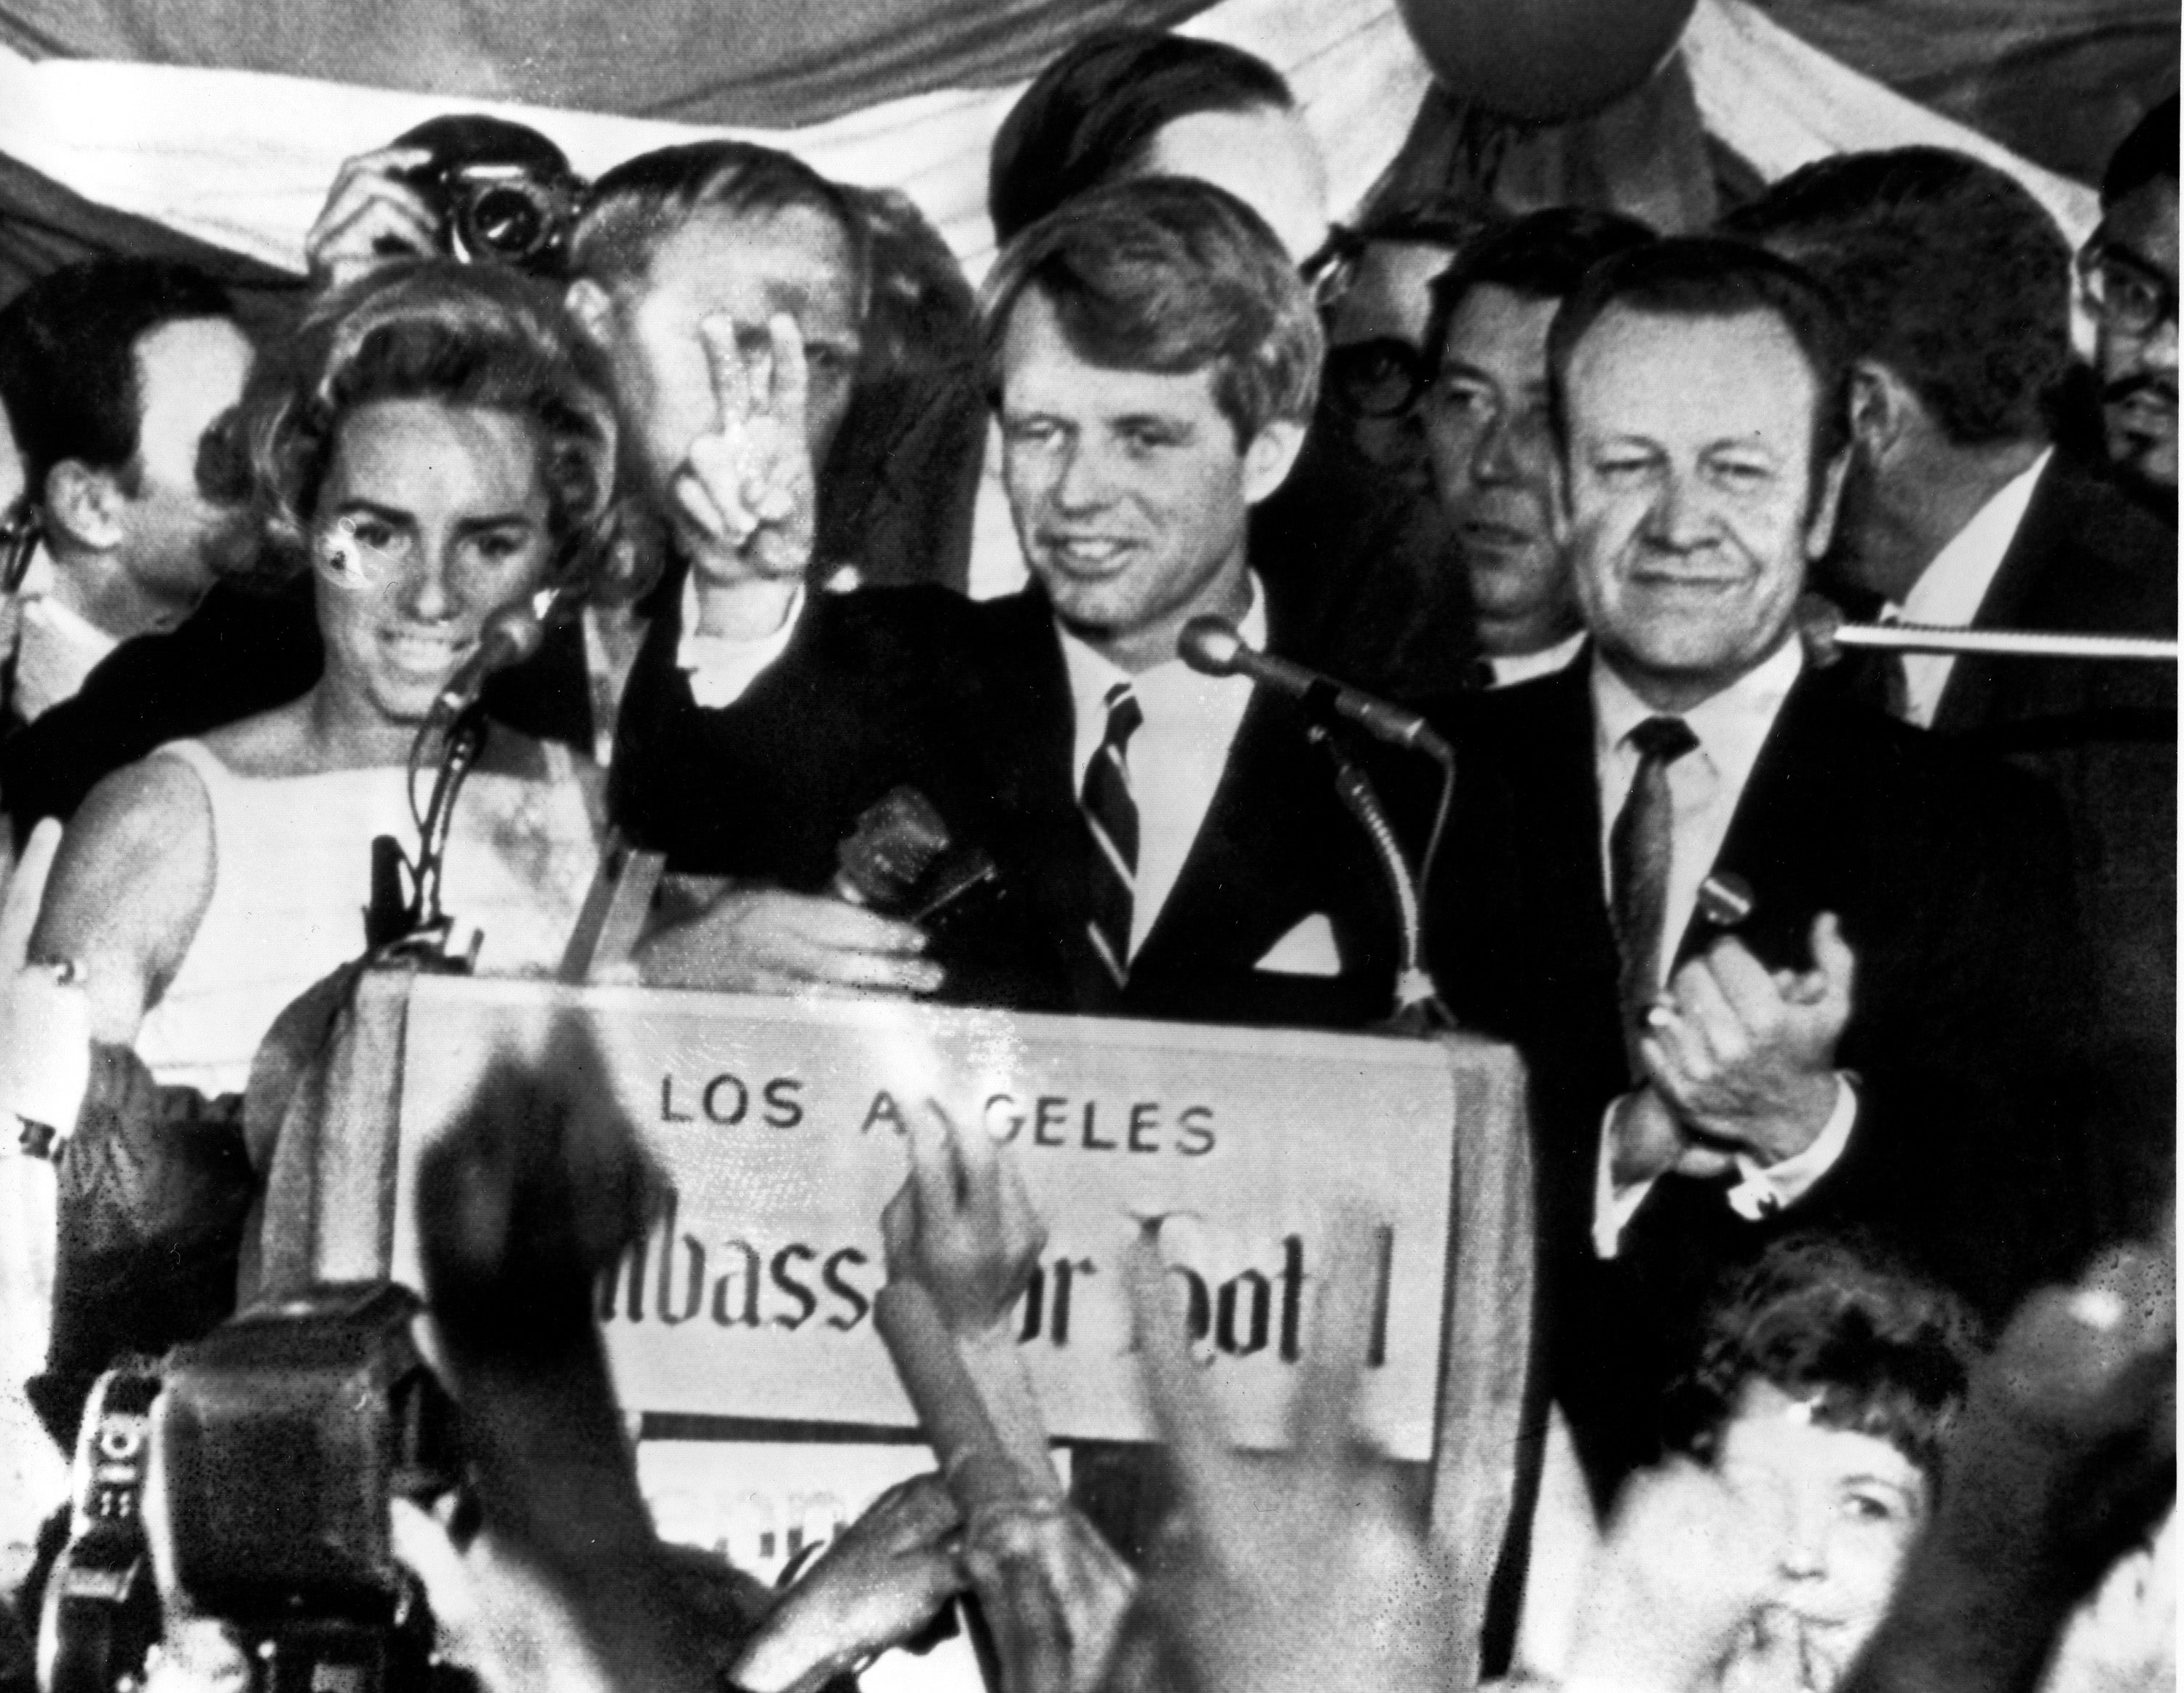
[1253,913,1342,977]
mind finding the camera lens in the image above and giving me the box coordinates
[461,183,548,259]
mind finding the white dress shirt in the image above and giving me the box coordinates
[6,546,117,723]
[1485,629,1586,689]
[1891,449,2051,727]
[1059,587,1265,958]
[1588,638,1857,1255]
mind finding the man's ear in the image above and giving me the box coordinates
[1544,448,1574,553]
[43,461,124,551]
[1848,360,1912,466]
[564,278,617,351]
[1240,418,1307,506]
[1805,447,1852,562]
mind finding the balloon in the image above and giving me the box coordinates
[1396,0,1699,124]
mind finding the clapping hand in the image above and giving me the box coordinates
[1626,913,1856,1181]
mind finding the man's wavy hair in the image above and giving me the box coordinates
[1721,146,2072,448]
[238,261,618,592]
[1663,1232,1987,1487]
[978,176,1323,448]
[987,28,1294,247]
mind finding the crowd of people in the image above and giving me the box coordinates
[0,24,2172,1693]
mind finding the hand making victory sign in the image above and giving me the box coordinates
[676,310,818,604]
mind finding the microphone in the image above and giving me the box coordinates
[427,602,547,727]
[1178,616,1451,760]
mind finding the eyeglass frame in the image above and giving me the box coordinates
[2077,242,2179,338]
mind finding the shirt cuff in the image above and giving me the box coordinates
[1592,1098,1658,1260]
[675,575,805,709]
[1726,1071,1858,1221]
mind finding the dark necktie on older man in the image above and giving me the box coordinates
[1610,714,1698,1077]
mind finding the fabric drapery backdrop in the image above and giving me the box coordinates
[0,0,2167,186]
[0,0,2152,309]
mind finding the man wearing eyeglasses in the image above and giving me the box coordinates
[1729,144,2177,1244]
[2081,95,2177,515]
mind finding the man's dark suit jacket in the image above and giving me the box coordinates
[1918,457,2175,1240]
[1424,654,2093,1496]
[609,575,1405,1031]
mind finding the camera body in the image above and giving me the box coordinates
[389,114,584,277]
[39,1282,465,1693]
[407,159,581,272]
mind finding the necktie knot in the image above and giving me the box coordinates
[1626,714,1697,765]
[1102,682,1143,750]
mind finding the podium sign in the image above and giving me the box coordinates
[384,978,1470,1458]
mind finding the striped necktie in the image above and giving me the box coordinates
[1081,681,1144,989]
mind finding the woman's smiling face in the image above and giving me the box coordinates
[312,397,553,726]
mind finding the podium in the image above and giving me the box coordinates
[250,964,1535,1629]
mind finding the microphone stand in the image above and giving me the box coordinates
[1305,721,1456,1036]
[372,704,491,969]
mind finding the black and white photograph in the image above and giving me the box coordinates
[0,1,2173,1689]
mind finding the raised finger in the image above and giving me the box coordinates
[700,313,753,432]
[766,312,810,439]
[1808,913,1856,1013]
[904,1095,960,1236]
[0,817,61,970]
[944,1090,1005,1235]
[1700,936,1787,1028]
[1126,1237,1245,1539]
[1291,1210,1380,1465]
[880,1178,919,1277]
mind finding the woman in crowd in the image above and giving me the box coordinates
[28,261,609,1095]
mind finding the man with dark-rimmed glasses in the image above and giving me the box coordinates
[2080,94,2177,516]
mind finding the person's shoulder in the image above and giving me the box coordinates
[43,747,218,926]
[810,582,1046,659]
[1795,678,2068,839]
[2020,461,2177,631]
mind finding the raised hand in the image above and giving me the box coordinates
[1641,912,1856,1167]
[882,1095,1048,1339]
[1561,1459,1795,1693]
[1120,1221,1468,1693]
[675,312,818,596]
[303,146,439,290]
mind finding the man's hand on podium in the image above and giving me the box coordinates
[635,886,942,999]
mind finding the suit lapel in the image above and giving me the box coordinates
[1932,459,2060,736]
[1675,673,1844,971]
[960,590,1115,1007]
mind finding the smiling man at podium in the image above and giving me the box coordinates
[607,176,1411,1031]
